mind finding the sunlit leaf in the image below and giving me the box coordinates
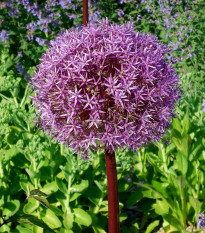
[23,199,39,214]
[40,208,62,229]
[73,208,92,227]
[63,210,73,229]
[30,196,49,208]
[56,177,67,194]
[70,180,89,193]
[16,214,55,232]
[30,189,48,197]
[145,220,160,233]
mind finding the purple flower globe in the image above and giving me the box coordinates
[31,18,180,157]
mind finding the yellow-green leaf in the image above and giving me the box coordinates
[73,208,92,227]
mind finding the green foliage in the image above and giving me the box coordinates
[129,107,205,232]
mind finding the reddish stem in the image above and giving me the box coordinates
[105,149,120,233]
[83,0,88,26]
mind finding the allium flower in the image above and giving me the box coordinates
[197,213,205,230]
[31,19,180,157]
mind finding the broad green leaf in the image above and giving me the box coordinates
[41,208,62,229]
[73,208,92,227]
[134,162,143,173]
[118,179,130,192]
[16,214,55,232]
[175,151,188,175]
[69,192,82,202]
[0,223,9,233]
[166,143,176,156]
[56,177,67,194]
[49,205,63,217]
[189,196,201,214]
[60,229,73,233]
[59,165,72,182]
[20,175,34,192]
[6,129,20,145]
[15,226,32,233]
[131,222,140,231]
[188,143,202,161]
[99,201,108,212]
[39,165,51,179]
[63,210,73,229]
[173,134,191,157]
[182,110,189,135]
[36,157,46,170]
[176,176,187,194]
[70,180,89,193]
[120,212,128,221]
[3,200,20,217]
[30,189,48,197]
[11,152,28,169]
[153,200,169,215]
[145,220,160,233]
[129,10,138,16]
[22,132,33,141]
[126,190,143,206]
[23,199,39,214]
[65,160,72,173]
[134,182,174,212]
[4,147,19,161]
[30,196,49,208]
[32,225,44,233]
[119,202,124,210]
[163,214,185,231]
[92,226,107,233]
[84,185,102,205]
[142,189,161,199]
[172,118,182,132]
[152,181,168,198]
[41,182,58,195]
[172,129,182,139]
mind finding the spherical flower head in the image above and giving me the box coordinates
[31,18,180,157]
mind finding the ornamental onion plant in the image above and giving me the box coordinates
[30,18,180,232]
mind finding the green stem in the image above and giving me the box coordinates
[20,86,28,107]
[65,176,72,212]
[0,93,12,102]
[94,196,103,214]
[33,160,38,189]
[160,144,169,176]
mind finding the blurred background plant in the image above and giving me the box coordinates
[0,0,204,232]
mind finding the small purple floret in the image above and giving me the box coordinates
[202,100,205,112]
[197,213,205,230]
[0,29,9,42]
[31,19,180,156]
